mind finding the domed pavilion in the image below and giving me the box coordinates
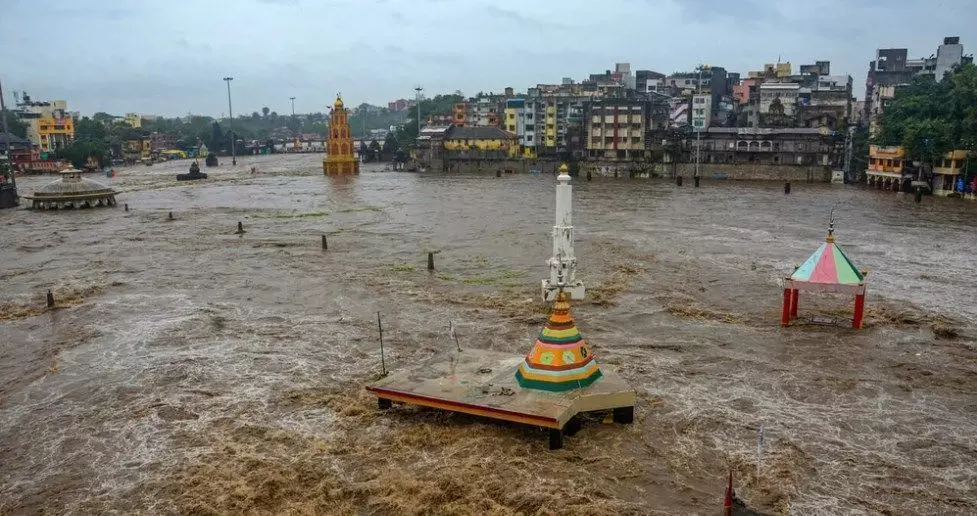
[24,168,118,210]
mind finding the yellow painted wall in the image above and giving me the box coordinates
[125,113,142,128]
[35,117,74,152]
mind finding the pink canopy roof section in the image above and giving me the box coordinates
[787,223,866,293]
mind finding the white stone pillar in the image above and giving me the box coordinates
[542,165,585,301]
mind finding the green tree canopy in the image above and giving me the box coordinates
[1,109,29,138]
[876,63,977,159]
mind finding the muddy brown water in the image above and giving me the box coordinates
[1,154,976,514]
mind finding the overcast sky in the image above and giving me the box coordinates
[3,0,974,117]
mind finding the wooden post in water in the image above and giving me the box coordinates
[377,311,386,375]
[321,235,328,250]
[168,211,174,220]
[124,203,129,212]
[235,221,245,234]
[427,252,435,271]
[676,176,683,186]
[46,290,54,308]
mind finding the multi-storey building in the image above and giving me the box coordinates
[452,102,468,127]
[527,83,595,157]
[124,113,141,128]
[584,97,669,162]
[865,144,908,190]
[932,149,968,196]
[16,94,74,153]
[586,98,648,160]
[635,70,667,95]
[691,94,712,131]
[467,93,506,127]
[504,98,534,156]
[687,127,838,168]
[865,37,972,136]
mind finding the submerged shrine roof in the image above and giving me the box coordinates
[24,169,118,208]
[789,225,865,286]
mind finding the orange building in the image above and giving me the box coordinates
[866,144,907,190]
[323,94,359,175]
[452,102,468,127]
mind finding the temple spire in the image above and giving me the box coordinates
[826,208,836,243]
[542,163,584,301]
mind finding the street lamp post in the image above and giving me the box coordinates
[0,77,17,192]
[223,76,236,165]
[414,86,423,134]
[694,64,709,181]
[290,96,296,117]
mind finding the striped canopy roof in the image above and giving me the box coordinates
[790,236,864,285]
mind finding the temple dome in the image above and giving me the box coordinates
[333,94,344,109]
[24,169,118,209]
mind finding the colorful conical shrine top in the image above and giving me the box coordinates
[789,220,865,285]
[515,291,602,392]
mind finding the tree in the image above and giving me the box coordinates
[381,133,398,161]
[210,122,224,152]
[252,111,260,119]
[92,112,116,124]
[0,109,29,138]
[75,117,106,142]
[56,140,109,168]
[262,107,270,117]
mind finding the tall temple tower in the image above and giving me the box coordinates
[323,94,359,175]
[517,163,602,392]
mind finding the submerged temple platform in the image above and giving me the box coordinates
[366,348,635,449]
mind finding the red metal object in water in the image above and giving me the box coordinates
[780,287,792,327]
[853,293,865,329]
[723,471,733,515]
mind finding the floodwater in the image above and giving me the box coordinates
[1,154,975,515]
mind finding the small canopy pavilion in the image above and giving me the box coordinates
[782,220,868,329]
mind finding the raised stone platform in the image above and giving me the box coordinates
[365,348,635,449]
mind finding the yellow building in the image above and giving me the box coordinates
[866,145,907,191]
[20,100,74,152]
[933,149,968,196]
[123,138,151,163]
[124,113,142,128]
[442,126,517,157]
[748,62,792,78]
[544,102,557,148]
[323,94,359,175]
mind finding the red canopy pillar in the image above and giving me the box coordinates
[852,289,866,329]
[781,287,792,327]
[790,289,799,319]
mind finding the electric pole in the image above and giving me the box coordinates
[223,76,236,165]
[0,76,17,191]
[414,85,423,134]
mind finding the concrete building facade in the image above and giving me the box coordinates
[16,96,74,153]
